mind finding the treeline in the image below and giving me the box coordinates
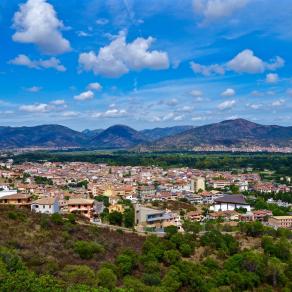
[11,151,292,176]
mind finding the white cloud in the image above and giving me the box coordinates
[247,103,263,110]
[190,62,225,76]
[266,73,279,84]
[19,103,50,113]
[79,31,169,77]
[191,49,284,76]
[61,111,79,117]
[221,88,236,97]
[190,89,203,97]
[87,82,102,91]
[12,0,71,54]
[10,54,66,71]
[92,108,127,118]
[271,99,285,107]
[50,99,65,105]
[193,0,249,23]
[26,86,42,92]
[217,100,236,110]
[96,18,109,25]
[74,90,94,101]
[165,98,178,106]
[191,116,206,121]
[227,49,265,73]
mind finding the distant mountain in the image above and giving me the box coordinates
[90,125,148,149]
[0,125,88,149]
[140,125,194,141]
[0,119,291,150]
[82,129,104,138]
[148,119,292,150]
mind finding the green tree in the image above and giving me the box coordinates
[74,241,104,259]
[108,211,123,226]
[96,267,117,290]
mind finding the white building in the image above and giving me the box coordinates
[31,197,60,214]
[210,194,251,212]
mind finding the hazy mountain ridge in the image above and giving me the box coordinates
[0,119,291,149]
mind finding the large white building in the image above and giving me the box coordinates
[31,197,60,214]
[210,194,251,212]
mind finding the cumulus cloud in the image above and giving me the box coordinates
[221,88,236,97]
[193,0,249,23]
[78,31,169,77]
[190,62,225,76]
[92,108,127,118]
[10,54,66,71]
[12,0,71,54]
[191,49,284,76]
[266,73,279,84]
[217,100,236,110]
[19,103,50,113]
[247,103,263,110]
[87,82,102,91]
[26,86,42,92]
[74,90,94,101]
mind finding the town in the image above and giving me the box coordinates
[1,160,291,232]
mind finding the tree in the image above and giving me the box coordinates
[163,250,181,265]
[108,211,123,226]
[164,225,178,238]
[124,208,134,228]
[179,243,192,257]
[182,220,201,235]
[116,250,138,275]
[96,267,117,290]
[74,241,104,259]
[60,265,96,287]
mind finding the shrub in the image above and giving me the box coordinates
[74,241,104,259]
[97,267,117,289]
[179,243,192,257]
[60,265,96,286]
[51,213,63,225]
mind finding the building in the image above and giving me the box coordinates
[134,204,182,231]
[65,198,95,219]
[0,193,32,207]
[210,194,251,212]
[268,216,292,229]
[31,197,60,214]
[190,177,205,193]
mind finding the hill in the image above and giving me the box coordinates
[0,206,291,291]
[149,119,292,150]
[0,125,88,149]
[140,125,194,141]
[90,125,148,149]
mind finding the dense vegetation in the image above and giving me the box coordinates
[0,206,291,291]
[10,151,292,176]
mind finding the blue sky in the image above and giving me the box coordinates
[0,0,292,130]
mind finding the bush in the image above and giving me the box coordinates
[116,250,138,275]
[97,267,117,289]
[163,250,181,265]
[142,272,161,286]
[51,213,63,225]
[74,241,104,259]
[60,265,96,286]
[179,243,192,257]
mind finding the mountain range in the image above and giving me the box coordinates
[0,119,291,150]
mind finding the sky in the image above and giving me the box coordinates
[0,0,292,131]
